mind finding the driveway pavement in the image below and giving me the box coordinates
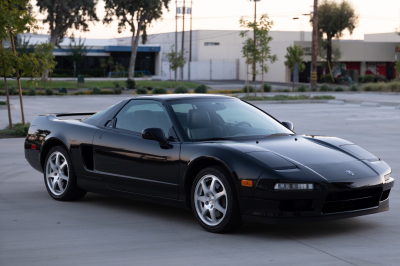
[0,99,399,266]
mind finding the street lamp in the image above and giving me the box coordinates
[248,0,261,82]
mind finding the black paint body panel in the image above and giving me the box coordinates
[24,95,394,224]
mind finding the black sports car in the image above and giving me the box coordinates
[25,94,394,233]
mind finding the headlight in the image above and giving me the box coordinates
[274,183,314,190]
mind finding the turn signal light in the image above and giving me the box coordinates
[241,180,253,187]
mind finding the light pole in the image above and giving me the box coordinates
[248,0,261,83]
[311,0,318,88]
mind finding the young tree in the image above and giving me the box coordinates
[103,0,170,78]
[67,37,92,68]
[165,45,186,88]
[284,45,306,92]
[240,17,259,96]
[107,56,114,77]
[257,14,277,97]
[100,58,107,77]
[5,0,39,125]
[0,40,16,130]
[313,0,358,69]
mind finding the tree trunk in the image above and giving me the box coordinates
[9,30,25,125]
[326,36,332,75]
[246,54,249,98]
[254,76,257,97]
[2,56,13,130]
[129,18,144,79]
[261,58,264,97]
[44,34,58,79]
[169,64,172,89]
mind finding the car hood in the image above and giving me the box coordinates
[223,135,384,185]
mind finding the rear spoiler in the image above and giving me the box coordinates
[55,112,97,117]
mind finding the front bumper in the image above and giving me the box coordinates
[239,178,394,225]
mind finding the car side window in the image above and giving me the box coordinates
[115,100,172,136]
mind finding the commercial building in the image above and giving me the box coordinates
[19,31,400,82]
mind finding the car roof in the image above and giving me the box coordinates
[129,94,237,101]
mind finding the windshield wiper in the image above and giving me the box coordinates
[198,137,232,141]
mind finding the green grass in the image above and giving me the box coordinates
[241,95,335,101]
[0,80,199,90]
[0,122,30,137]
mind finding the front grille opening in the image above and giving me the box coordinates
[280,199,313,212]
[322,188,382,214]
[380,189,390,201]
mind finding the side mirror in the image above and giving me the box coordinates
[281,121,294,131]
[142,128,170,149]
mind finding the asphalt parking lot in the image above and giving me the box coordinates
[1,96,399,266]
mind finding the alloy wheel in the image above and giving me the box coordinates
[194,174,228,226]
[46,151,69,196]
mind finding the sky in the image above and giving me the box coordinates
[33,0,400,40]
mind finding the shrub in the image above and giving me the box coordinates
[28,88,37,95]
[59,87,67,94]
[13,122,30,136]
[113,81,120,88]
[136,87,148,94]
[376,75,387,83]
[297,85,308,92]
[349,85,358,91]
[242,85,255,93]
[262,83,272,92]
[321,74,335,84]
[101,90,115,94]
[388,81,400,92]
[114,87,122,94]
[334,87,344,91]
[8,86,17,95]
[153,87,168,94]
[194,84,208,93]
[126,78,135,89]
[174,85,189,93]
[319,84,331,91]
[45,88,54,95]
[362,83,376,91]
[0,101,6,105]
[92,87,102,94]
[362,75,375,83]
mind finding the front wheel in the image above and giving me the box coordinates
[191,167,242,233]
[44,146,86,201]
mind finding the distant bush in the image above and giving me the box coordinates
[174,85,189,93]
[58,87,67,94]
[136,87,148,94]
[376,75,387,83]
[101,90,115,95]
[319,84,332,91]
[28,88,37,96]
[114,87,122,94]
[362,75,375,83]
[349,85,358,91]
[194,84,208,93]
[297,85,307,92]
[13,122,30,136]
[153,87,168,94]
[8,86,17,95]
[388,81,400,92]
[242,85,255,93]
[263,83,272,92]
[126,78,135,89]
[45,88,54,95]
[321,74,335,84]
[113,81,120,89]
[334,87,344,91]
[92,87,102,94]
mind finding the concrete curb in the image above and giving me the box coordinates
[0,104,19,110]
[246,100,328,104]
[327,100,345,105]
[360,102,381,107]
[336,99,399,107]
[396,105,400,109]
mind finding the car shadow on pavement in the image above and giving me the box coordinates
[78,192,379,240]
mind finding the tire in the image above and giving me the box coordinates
[43,146,86,201]
[191,166,242,233]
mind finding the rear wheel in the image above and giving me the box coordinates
[44,146,86,201]
[191,166,242,233]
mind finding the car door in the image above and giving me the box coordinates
[93,99,181,199]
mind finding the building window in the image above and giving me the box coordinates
[204,42,220,46]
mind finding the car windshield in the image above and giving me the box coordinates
[168,98,293,141]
